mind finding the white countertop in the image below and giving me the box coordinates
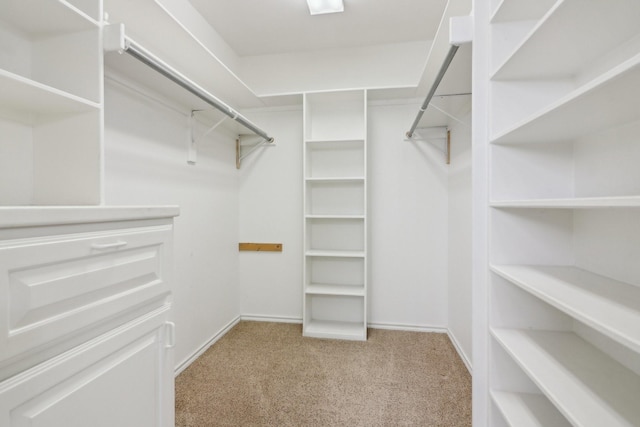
[0,205,180,228]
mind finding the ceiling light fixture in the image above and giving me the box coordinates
[306,0,344,15]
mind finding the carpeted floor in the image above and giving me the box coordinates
[175,321,471,426]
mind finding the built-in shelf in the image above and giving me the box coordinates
[305,138,364,144]
[490,0,557,24]
[491,54,640,144]
[305,250,365,258]
[304,319,366,341]
[490,196,640,209]
[0,0,98,33]
[0,70,100,119]
[491,265,640,353]
[305,215,365,220]
[305,177,365,183]
[492,328,640,427]
[492,0,640,80]
[305,284,365,297]
[491,391,571,427]
[303,90,367,341]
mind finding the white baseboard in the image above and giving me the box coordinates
[240,314,303,324]
[447,330,473,374]
[368,322,448,334]
[174,315,241,376]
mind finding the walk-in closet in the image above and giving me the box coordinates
[0,0,637,426]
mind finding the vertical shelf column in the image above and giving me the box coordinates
[302,90,367,341]
[476,1,640,426]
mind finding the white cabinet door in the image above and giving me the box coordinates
[0,305,174,427]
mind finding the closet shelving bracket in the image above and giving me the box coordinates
[407,126,451,164]
[103,23,275,167]
[236,134,275,169]
[188,111,228,165]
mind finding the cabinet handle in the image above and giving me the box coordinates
[90,240,128,250]
[165,322,176,349]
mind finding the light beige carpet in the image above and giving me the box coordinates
[176,321,471,426]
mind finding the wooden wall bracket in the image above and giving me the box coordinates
[239,242,283,252]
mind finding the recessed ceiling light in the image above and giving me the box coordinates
[306,0,344,15]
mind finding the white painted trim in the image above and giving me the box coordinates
[368,322,448,333]
[448,330,473,374]
[240,314,303,324]
[174,315,241,376]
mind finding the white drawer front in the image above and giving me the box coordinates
[0,225,172,367]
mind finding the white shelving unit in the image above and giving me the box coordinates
[0,0,103,206]
[476,0,640,425]
[302,90,367,341]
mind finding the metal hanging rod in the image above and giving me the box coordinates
[122,37,274,143]
[406,44,459,139]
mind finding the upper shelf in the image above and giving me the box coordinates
[490,0,557,23]
[103,0,267,111]
[491,53,640,144]
[492,0,640,81]
[0,70,100,122]
[0,0,98,34]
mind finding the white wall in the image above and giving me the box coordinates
[103,80,241,369]
[447,112,473,369]
[237,107,304,321]
[368,102,449,329]
[236,101,451,329]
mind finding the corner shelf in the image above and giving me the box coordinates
[492,328,640,427]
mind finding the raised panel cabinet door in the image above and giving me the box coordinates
[0,305,174,427]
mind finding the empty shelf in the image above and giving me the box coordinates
[492,54,640,144]
[491,391,571,427]
[490,0,557,23]
[305,250,365,258]
[492,328,640,427]
[490,196,640,209]
[0,70,100,120]
[303,320,366,341]
[492,0,640,80]
[492,265,640,352]
[305,177,365,183]
[305,215,365,220]
[305,284,365,297]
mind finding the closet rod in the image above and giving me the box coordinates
[406,45,459,138]
[124,39,274,143]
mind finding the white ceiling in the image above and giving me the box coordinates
[187,0,448,57]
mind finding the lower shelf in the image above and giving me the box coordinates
[491,391,570,427]
[303,320,366,341]
[492,328,640,427]
[305,284,365,296]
